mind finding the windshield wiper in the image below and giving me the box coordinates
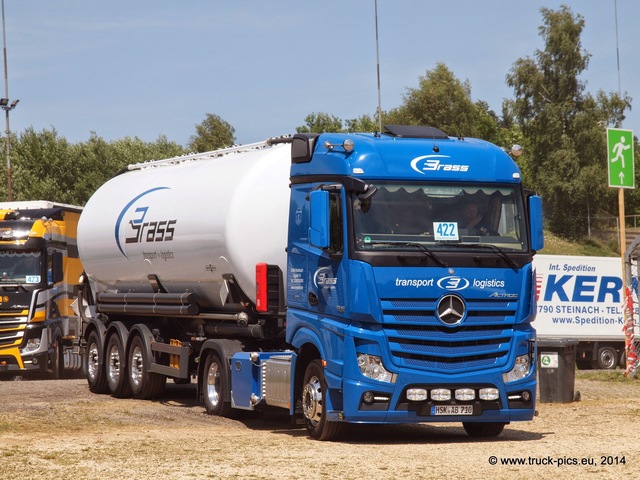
[0,280,30,292]
[440,242,519,269]
[367,241,448,267]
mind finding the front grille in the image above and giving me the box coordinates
[0,315,27,347]
[381,298,517,373]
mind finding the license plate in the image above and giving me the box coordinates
[431,405,473,416]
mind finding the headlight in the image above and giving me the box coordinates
[21,338,42,354]
[503,354,532,383]
[357,353,396,383]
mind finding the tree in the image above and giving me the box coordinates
[344,114,379,133]
[11,127,76,203]
[297,112,382,134]
[188,113,235,152]
[298,64,506,141]
[71,133,185,205]
[506,5,631,239]
[400,63,478,137]
[7,128,186,205]
[296,112,344,133]
[473,100,504,146]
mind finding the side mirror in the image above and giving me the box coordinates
[528,195,544,251]
[292,134,319,164]
[309,190,330,248]
[51,251,64,284]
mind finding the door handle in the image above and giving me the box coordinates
[308,291,318,306]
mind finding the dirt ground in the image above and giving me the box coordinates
[0,373,638,480]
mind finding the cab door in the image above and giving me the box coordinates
[306,187,348,320]
[286,184,349,323]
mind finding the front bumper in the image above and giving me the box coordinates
[326,368,537,424]
[0,327,50,373]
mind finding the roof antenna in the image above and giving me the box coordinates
[374,0,383,134]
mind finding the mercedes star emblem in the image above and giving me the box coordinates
[436,294,466,325]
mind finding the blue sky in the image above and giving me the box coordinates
[4,1,638,147]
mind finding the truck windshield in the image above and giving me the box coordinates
[353,183,528,253]
[0,251,43,284]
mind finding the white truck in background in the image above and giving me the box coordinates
[533,255,629,370]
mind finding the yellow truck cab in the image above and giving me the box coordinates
[0,201,83,379]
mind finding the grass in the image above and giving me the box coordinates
[576,369,639,382]
[539,231,619,256]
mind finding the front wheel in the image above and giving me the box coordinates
[463,422,505,437]
[301,360,344,441]
[203,352,232,416]
[50,336,63,380]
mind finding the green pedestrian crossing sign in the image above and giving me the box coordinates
[607,128,635,188]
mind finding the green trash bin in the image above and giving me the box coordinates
[537,338,578,403]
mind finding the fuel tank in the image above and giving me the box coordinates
[77,143,291,308]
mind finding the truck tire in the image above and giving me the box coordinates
[50,336,63,380]
[576,359,591,370]
[85,330,109,394]
[302,359,344,441]
[127,334,166,400]
[619,349,627,369]
[463,422,505,437]
[203,352,232,417]
[596,346,618,370]
[105,333,131,398]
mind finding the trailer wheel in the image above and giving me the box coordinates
[302,359,344,441]
[203,352,232,417]
[463,422,506,437]
[85,330,109,394]
[106,333,131,398]
[596,346,618,370]
[128,334,166,400]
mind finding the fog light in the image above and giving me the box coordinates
[479,388,500,401]
[431,389,451,401]
[406,388,428,401]
[522,390,531,402]
[363,391,375,404]
[455,388,475,401]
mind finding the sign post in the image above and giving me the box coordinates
[607,127,635,374]
[607,127,634,268]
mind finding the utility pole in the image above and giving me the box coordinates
[1,0,18,201]
[374,0,382,133]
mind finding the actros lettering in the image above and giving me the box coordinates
[125,206,177,244]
